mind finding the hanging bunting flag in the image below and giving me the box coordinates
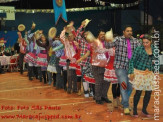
[53,0,67,25]
[0,0,19,3]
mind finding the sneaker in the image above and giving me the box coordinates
[113,99,118,108]
[89,91,94,97]
[84,93,89,98]
[124,108,130,115]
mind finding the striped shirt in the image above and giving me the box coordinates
[105,36,140,70]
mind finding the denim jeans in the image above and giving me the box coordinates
[115,68,132,108]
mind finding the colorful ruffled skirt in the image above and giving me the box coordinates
[36,53,48,67]
[130,69,154,91]
[83,64,95,84]
[104,56,118,84]
[59,56,67,67]
[24,52,37,64]
[47,54,57,73]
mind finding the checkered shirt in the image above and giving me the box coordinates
[128,45,155,74]
[105,36,141,70]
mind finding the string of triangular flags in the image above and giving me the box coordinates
[84,0,140,8]
[0,0,19,3]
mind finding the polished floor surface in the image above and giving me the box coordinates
[0,72,162,122]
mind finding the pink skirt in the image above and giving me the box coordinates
[24,52,37,64]
[84,74,95,84]
[59,56,67,67]
[76,64,81,76]
[104,57,118,84]
[104,69,118,84]
[69,63,77,69]
[36,53,48,67]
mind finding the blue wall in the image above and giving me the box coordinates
[0,31,18,48]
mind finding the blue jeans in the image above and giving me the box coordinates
[115,68,132,108]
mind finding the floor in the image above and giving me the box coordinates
[0,72,162,122]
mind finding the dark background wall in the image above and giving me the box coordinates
[1,8,162,51]
[1,9,141,37]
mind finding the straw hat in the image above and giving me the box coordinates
[67,21,74,27]
[84,19,91,27]
[82,19,91,28]
[105,28,113,42]
[34,30,42,40]
[31,22,36,29]
[48,27,57,39]
[85,31,95,43]
[18,24,25,32]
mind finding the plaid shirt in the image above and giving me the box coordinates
[128,45,155,74]
[75,25,91,67]
[105,36,140,70]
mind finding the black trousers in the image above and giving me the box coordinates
[63,70,67,89]
[53,73,56,86]
[112,83,120,99]
[133,90,152,114]
[56,57,64,89]
[42,71,47,84]
[19,53,25,74]
[0,64,4,73]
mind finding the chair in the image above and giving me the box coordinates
[0,56,10,72]
[8,55,19,72]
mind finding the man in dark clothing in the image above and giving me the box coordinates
[14,40,20,54]
[0,64,5,74]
